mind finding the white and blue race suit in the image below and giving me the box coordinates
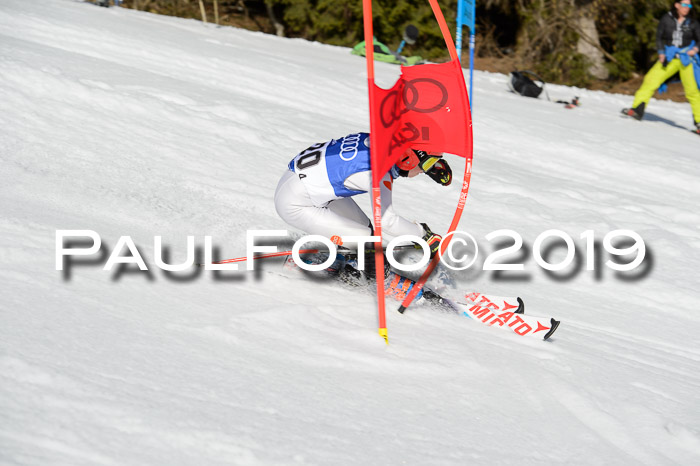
[287,132,400,206]
[275,132,424,244]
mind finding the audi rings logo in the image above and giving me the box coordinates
[380,78,449,127]
[339,133,362,161]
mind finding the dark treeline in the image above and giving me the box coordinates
[117,1,678,87]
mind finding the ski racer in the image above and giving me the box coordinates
[274,133,562,338]
[274,132,452,282]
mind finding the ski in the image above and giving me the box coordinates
[460,292,524,314]
[282,252,560,341]
[281,252,433,303]
[555,96,580,109]
[441,291,559,340]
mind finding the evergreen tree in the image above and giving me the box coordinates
[119,1,679,86]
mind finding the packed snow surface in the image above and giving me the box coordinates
[1,1,699,464]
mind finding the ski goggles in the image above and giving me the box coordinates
[680,3,693,8]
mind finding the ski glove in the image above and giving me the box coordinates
[426,159,452,186]
[420,223,442,258]
[414,151,452,186]
[415,151,441,172]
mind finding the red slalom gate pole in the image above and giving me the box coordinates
[362,0,388,344]
[398,160,473,313]
[398,0,474,314]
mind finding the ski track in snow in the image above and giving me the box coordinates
[1,0,700,464]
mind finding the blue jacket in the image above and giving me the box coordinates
[659,41,700,93]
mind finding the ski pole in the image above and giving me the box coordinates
[197,249,320,266]
[201,243,422,267]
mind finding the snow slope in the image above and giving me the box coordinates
[1,1,699,464]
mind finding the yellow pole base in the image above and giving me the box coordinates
[379,328,389,344]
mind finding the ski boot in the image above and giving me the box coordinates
[337,250,390,288]
[384,273,456,312]
[282,251,348,278]
[384,271,422,301]
[621,103,644,121]
[421,288,456,313]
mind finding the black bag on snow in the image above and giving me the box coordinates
[508,70,544,98]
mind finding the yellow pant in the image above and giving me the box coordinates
[633,58,700,124]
